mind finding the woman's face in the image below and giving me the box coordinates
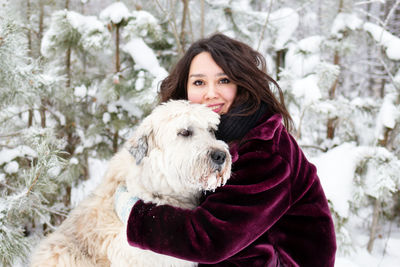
[187,52,237,114]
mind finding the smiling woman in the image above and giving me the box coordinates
[115,33,337,266]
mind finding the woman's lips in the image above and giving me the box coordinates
[207,104,224,113]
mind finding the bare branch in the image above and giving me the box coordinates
[201,0,205,38]
[155,0,184,55]
[257,0,274,51]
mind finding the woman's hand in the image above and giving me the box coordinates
[114,185,139,224]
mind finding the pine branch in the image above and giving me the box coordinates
[26,168,42,195]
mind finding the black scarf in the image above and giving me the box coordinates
[215,102,268,143]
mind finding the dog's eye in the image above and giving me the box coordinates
[178,129,192,137]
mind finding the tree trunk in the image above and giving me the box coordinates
[40,102,46,128]
[326,0,343,139]
[113,24,121,152]
[113,130,119,153]
[275,50,285,80]
[28,110,33,127]
[38,1,44,54]
[27,0,34,127]
[367,198,381,253]
[115,24,120,73]
[180,0,189,52]
[66,47,71,88]
[200,0,205,38]
[327,52,340,139]
[27,0,32,57]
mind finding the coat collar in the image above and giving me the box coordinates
[229,114,283,163]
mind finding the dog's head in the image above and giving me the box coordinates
[126,100,231,193]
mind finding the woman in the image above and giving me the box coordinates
[115,33,336,266]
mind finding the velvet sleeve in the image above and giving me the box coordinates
[126,150,294,264]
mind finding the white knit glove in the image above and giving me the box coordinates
[114,185,139,225]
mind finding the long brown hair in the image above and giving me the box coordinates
[159,33,293,131]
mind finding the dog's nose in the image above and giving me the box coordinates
[210,150,226,165]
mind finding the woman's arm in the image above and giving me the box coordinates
[126,151,293,264]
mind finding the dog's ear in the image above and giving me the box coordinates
[126,117,154,165]
[128,136,148,165]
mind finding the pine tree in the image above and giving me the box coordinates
[0,13,73,266]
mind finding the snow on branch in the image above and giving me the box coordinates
[363,22,400,61]
[375,88,399,140]
[312,142,400,219]
[331,13,363,38]
[99,2,131,25]
[41,10,110,57]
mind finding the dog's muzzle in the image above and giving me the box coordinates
[210,150,227,172]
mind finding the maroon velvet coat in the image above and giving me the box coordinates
[126,114,337,266]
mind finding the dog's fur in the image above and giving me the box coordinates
[30,100,232,267]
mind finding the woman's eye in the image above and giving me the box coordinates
[219,78,230,84]
[193,80,204,86]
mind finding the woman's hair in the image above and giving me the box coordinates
[159,33,293,131]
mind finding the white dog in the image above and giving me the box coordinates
[30,100,232,267]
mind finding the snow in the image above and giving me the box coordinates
[335,223,400,267]
[311,143,359,218]
[375,91,399,140]
[99,2,131,24]
[298,35,323,54]
[292,75,322,105]
[107,103,118,113]
[0,146,37,165]
[130,10,159,29]
[41,10,109,57]
[67,11,104,34]
[269,8,299,50]
[363,22,400,60]
[70,158,108,207]
[67,11,110,51]
[395,69,400,86]
[311,142,400,267]
[102,112,111,124]
[4,161,19,174]
[135,71,145,91]
[69,157,79,165]
[331,13,363,38]
[122,37,168,96]
[74,84,87,98]
[311,142,399,218]
[122,38,168,81]
[285,36,323,78]
[48,166,61,178]
[114,98,144,119]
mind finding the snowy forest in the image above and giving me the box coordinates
[0,0,399,266]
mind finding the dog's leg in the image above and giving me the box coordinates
[30,233,99,267]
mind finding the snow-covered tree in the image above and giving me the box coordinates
[0,11,74,266]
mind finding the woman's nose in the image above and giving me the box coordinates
[204,83,217,99]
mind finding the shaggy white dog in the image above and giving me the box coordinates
[30,100,232,267]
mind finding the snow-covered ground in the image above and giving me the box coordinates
[335,223,400,267]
